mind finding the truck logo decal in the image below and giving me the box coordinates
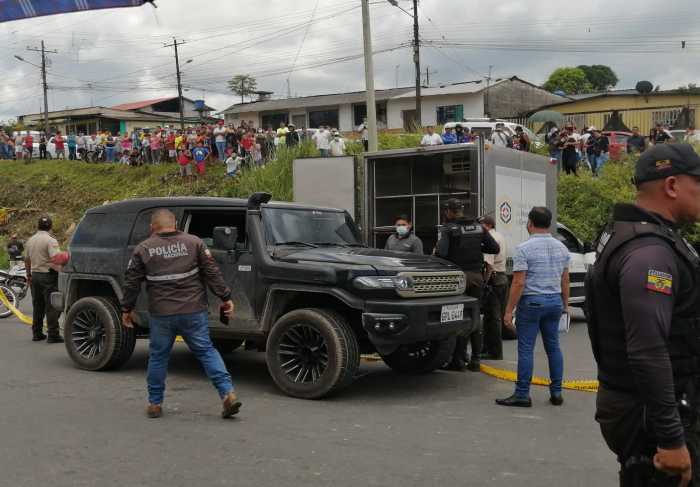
[499,202,512,224]
[238,265,252,272]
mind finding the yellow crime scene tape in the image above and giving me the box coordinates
[1,289,597,390]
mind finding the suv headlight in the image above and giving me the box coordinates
[353,275,414,290]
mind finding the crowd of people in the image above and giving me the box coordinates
[418,122,532,151]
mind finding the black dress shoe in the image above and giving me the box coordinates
[495,394,532,407]
[467,361,481,372]
[32,333,47,342]
[442,361,467,372]
[550,395,564,406]
[46,335,64,344]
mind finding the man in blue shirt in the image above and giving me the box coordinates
[442,126,457,144]
[496,206,570,407]
[192,142,210,176]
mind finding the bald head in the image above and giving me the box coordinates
[150,209,177,233]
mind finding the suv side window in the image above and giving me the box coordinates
[129,210,155,246]
[184,210,247,249]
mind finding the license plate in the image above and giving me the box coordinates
[440,304,464,323]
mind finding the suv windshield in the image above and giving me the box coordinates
[263,208,363,246]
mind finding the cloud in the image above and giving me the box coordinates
[0,0,699,120]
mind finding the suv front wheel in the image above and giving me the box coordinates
[64,297,136,371]
[266,308,359,399]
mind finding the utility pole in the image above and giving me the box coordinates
[485,65,493,118]
[27,41,57,136]
[165,38,186,130]
[412,0,421,129]
[361,0,378,151]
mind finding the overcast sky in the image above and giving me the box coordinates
[1,0,699,120]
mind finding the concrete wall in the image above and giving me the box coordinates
[386,93,485,129]
[224,111,260,127]
[486,80,564,118]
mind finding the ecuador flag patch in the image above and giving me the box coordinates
[646,269,673,295]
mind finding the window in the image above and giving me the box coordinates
[308,108,339,129]
[262,208,361,246]
[402,110,418,131]
[73,213,129,247]
[261,112,288,130]
[353,102,388,127]
[652,108,695,128]
[436,105,464,125]
[185,210,246,248]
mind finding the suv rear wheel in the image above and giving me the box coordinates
[380,337,455,374]
[64,297,136,371]
[266,308,359,399]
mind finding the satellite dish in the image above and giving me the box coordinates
[636,81,653,94]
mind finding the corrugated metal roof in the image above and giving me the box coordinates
[222,87,415,114]
[111,97,175,111]
[19,106,182,123]
[390,79,504,99]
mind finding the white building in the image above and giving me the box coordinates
[221,77,564,131]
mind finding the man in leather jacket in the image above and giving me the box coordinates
[586,144,700,486]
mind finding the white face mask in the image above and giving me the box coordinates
[396,225,410,237]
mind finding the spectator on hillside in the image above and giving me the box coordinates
[105,132,116,162]
[686,126,700,144]
[192,142,209,176]
[150,132,162,164]
[141,132,151,164]
[313,126,331,156]
[0,130,8,160]
[420,125,443,146]
[213,121,227,162]
[165,132,176,162]
[587,129,609,176]
[14,132,24,160]
[276,121,289,146]
[225,153,242,177]
[39,133,48,160]
[627,126,646,154]
[562,136,578,175]
[121,132,132,158]
[455,125,471,143]
[514,126,530,151]
[67,133,77,160]
[6,233,25,269]
[357,118,369,151]
[442,126,458,144]
[23,132,33,162]
[76,133,86,159]
[178,149,194,182]
[329,131,346,156]
[490,123,513,148]
[651,123,672,145]
[286,124,300,148]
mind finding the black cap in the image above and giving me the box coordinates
[446,198,463,211]
[634,144,700,184]
[38,215,52,230]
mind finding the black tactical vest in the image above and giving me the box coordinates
[585,216,700,392]
[444,220,485,272]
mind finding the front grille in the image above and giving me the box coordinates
[397,271,465,298]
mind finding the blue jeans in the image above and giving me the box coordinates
[0,143,7,159]
[147,310,234,405]
[595,153,609,173]
[215,141,226,162]
[514,294,564,398]
[105,146,115,162]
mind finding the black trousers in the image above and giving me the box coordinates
[451,271,483,367]
[30,271,61,338]
[597,385,700,486]
[483,272,509,358]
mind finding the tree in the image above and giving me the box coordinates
[227,74,258,104]
[543,67,593,95]
[577,65,619,91]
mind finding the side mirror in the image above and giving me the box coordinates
[582,241,593,253]
[213,226,238,251]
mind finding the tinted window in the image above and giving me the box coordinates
[72,213,128,247]
[262,208,361,246]
[186,211,246,248]
[129,210,155,245]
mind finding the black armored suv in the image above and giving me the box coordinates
[53,194,478,398]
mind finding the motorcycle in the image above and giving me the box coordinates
[0,261,28,302]
[0,284,17,319]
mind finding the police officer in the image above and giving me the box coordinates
[121,209,241,419]
[587,144,700,486]
[25,216,63,343]
[436,198,500,371]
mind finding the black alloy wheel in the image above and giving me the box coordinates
[278,323,329,384]
[71,307,106,360]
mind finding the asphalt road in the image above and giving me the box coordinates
[0,302,616,487]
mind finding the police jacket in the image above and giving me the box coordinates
[121,231,231,316]
[586,203,700,448]
[435,219,500,272]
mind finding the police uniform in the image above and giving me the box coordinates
[436,200,500,371]
[586,144,700,485]
[25,217,62,342]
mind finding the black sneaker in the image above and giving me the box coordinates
[46,335,64,344]
[32,333,47,342]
